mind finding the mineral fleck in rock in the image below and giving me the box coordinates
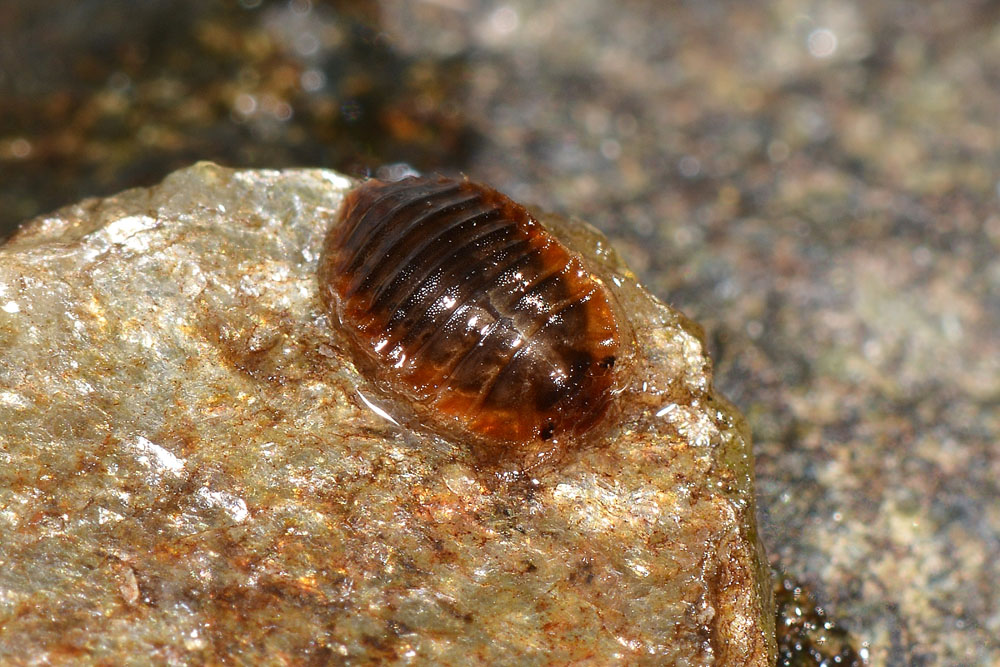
[0,164,774,664]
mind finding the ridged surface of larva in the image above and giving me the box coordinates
[319,176,622,459]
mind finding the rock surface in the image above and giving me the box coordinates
[0,163,773,664]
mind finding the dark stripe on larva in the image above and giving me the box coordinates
[368,207,509,315]
[319,175,623,460]
[379,235,534,362]
[338,179,460,258]
[395,241,544,357]
[344,188,479,298]
[373,222,518,323]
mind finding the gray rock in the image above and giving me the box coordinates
[0,163,773,664]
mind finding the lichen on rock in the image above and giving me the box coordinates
[0,163,774,664]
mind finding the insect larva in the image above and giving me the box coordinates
[319,175,623,468]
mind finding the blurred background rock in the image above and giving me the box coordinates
[2,0,998,663]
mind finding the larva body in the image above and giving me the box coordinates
[319,175,623,466]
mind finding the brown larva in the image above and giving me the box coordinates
[319,175,624,469]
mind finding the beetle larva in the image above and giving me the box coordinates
[319,175,623,467]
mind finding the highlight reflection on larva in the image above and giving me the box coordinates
[319,175,624,466]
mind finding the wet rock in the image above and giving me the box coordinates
[0,163,774,664]
[773,570,865,666]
